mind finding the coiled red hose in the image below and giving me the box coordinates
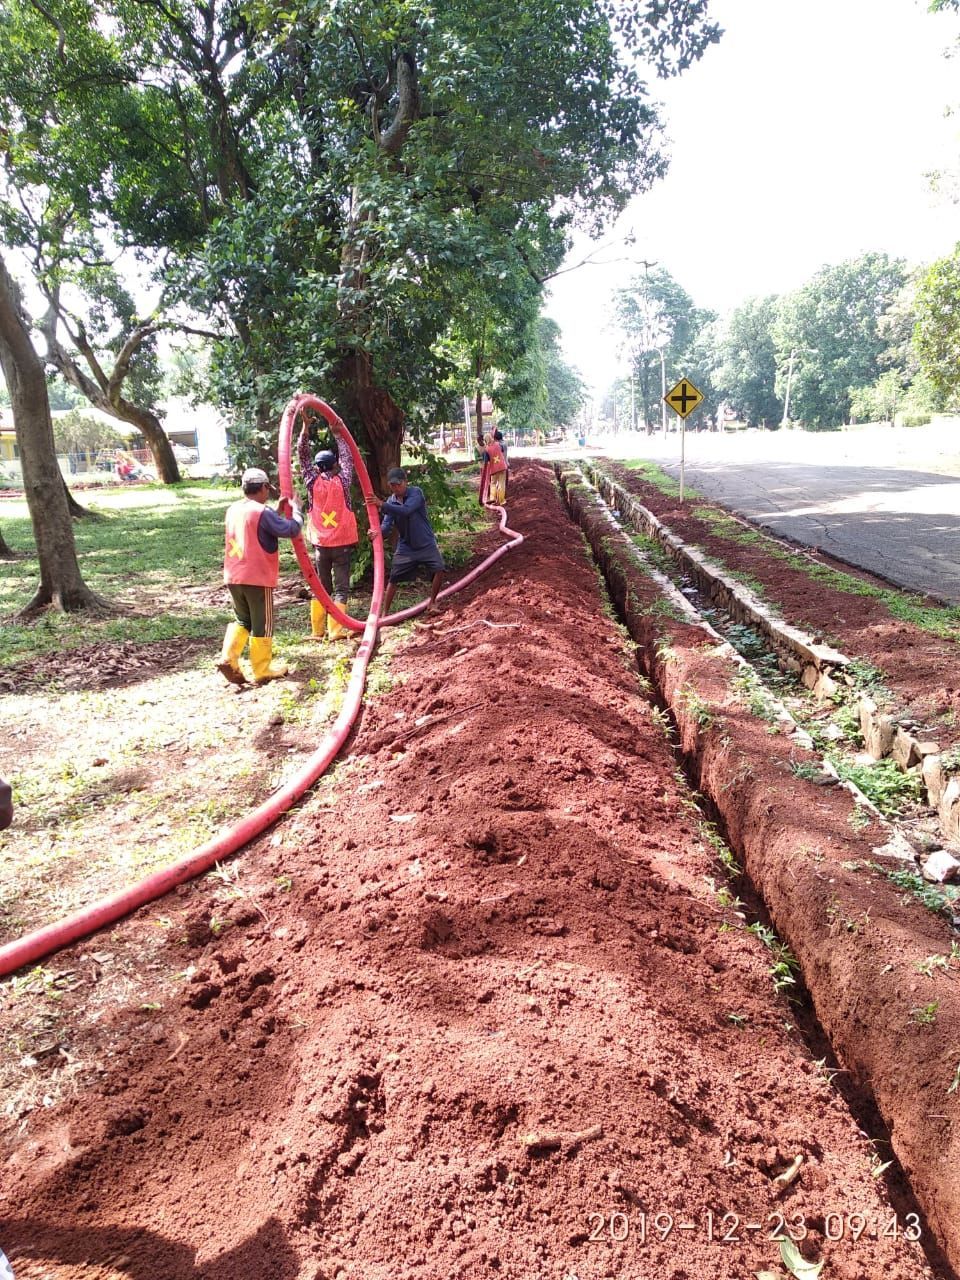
[0,398,522,976]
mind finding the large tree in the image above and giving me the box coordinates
[0,3,182,482]
[499,315,584,437]
[914,247,960,408]
[774,253,908,429]
[715,295,782,427]
[0,0,721,489]
[0,254,105,613]
[615,267,715,429]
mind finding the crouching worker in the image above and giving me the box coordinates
[297,417,358,641]
[377,467,445,615]
[218,467,303,686]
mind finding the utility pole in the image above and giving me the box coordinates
[780,350,796,430]
[659,349,667,437]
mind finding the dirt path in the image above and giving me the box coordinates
[0,462,943,1280]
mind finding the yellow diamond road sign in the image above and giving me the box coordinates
[664,378,704,419]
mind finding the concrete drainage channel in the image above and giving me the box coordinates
[557,462,960,1277]
[578,457,960,877]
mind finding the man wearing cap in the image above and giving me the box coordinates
[297,418,357,641]
[218,467,303,685]
[377,467,445,615]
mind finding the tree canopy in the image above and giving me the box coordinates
[615,266,715,428]
[773,254,908,429]
[0,0,721,486]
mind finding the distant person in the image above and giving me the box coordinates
[375,467,445,615]
[482,432,508,504]
[297,418,358,641]
[219,467,303,685]
[493,429,510,493]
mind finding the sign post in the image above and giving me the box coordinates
[663,377,704,503]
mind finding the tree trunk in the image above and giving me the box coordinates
[340,350,405,495]
[0,254,108,614]
[122,403,180,483]
[63,478,96,520]
[41,310,182,483]
[0,525,17,558]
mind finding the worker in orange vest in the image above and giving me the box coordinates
[482,432,508,504]
[219,467,303,685]
[297,418,358,641]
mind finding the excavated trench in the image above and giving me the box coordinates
[559,461,960,1278]
[4,458,960,1280]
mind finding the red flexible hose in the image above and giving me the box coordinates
[0,399,522,977]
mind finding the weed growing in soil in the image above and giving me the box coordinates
[649,706,674,739]
[677,686,715,729]
[746,921,800,996]
[844,657,893,701]
[881,865,960,919]
[628,530,676,577]
[949,1062,960,1094]
[909,1000,940,1027]
[699,819,740,875]
[766,548,960,643]
[916,953,950,977]
[712,883,745,914]
[716,619,793,691]
[693,506,767,549]
[829,701,864,746]
[829,754,924,816]
[848,805,871,832]
[732,667,780,723]
[791,760,823,782]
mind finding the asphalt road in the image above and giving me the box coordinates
[597,422,960,606]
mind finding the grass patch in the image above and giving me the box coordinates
[628,530,676,577]
[880,865,960,919]
[620,459,698,500]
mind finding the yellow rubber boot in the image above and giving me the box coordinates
[327,606,351,641]
[216,623,249,686]
[249,636,289,684]
[310,598,327,639]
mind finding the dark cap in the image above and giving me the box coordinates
[387,467,406,483]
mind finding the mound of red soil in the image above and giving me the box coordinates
[0,462,941,1280]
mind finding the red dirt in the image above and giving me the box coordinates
[566,467,960,1276]
[0,461,946,1280]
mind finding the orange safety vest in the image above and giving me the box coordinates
[485,439,507,474]
[223,498,278,587]
[307,476,359,548]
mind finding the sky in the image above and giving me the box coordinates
[545,0,960,393]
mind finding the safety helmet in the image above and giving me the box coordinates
[314,449,337,472]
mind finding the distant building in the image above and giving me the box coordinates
[0,399,230,479]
